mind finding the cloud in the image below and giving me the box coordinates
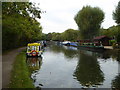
[30,0,119,33]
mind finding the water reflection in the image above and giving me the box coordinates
[97,50,120,61]
[26,57,42,72]
[29,44,120,88]
[73,50,104,87]
[112,61,120,89]
[112,74,120,89]
[50,45,78,59]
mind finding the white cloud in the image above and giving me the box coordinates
[30,0,119,33]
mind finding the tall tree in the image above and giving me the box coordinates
[113,1,120,25]
[74,6,104,39]
[113,1,120,43]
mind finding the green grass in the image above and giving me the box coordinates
[9,50,35,88]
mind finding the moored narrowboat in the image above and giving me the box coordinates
[26,43,43,57]
[62,41,71,46]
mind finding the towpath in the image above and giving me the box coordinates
[2,47,26,88]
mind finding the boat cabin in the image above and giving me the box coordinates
[26,43,42,57]
[79,40,92,45]
[93,35,111,46]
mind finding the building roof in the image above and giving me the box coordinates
[93,35,111,40]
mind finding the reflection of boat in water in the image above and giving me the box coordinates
[63,45,78,50]
[78,45,105,52]
[26,57,42,71]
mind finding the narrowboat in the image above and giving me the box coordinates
[26,43,43,57]
[62,41,71,46]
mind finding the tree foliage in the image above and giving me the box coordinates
[113,1,120,25]
[100,26,120,42]
[51,32,62,41]
[42,29,80,41]
[74,6,104,39]
[2,2,42,51]
[113,1,120,43]
[62,29,80,41]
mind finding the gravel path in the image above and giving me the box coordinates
[2,47,26,88]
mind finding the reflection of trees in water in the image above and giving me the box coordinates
[50,45,78,59]
[26,57,42,72]
[49,45,63,53]
[112,62,120,89]
[96,50,120,62]
[63,49,78,58]
[73,51,104,87]
[112,74,120,89]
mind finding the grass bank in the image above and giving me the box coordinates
[9,50,35,88]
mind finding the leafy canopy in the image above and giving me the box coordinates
[74,6,104,39]
[113,1,120,25]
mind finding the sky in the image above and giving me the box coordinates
[30,0,119,34]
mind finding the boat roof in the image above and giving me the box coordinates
[93,35,111,40]
[27,43,40,46]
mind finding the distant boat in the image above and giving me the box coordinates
[62,41,71,46]
[69,42,78,47]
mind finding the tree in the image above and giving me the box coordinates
[113,1,120,25]
[51,32,62,41]
[113,1,120,43]
[2,2,42,51]
[62,29,80,41]
[74,6,104,39]
[46,33,52,41]
[100,26,118,38]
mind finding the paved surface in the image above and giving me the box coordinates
[2,47,26,88]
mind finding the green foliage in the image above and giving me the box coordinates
[116,26,120,42]
[74,6,104,39]
[51,32,62,41]
[113,1,120,25]
[100,25,120,43]
[112,1,120,43]
[2,2,41,19]
[44,29,80,41]
[46,33,52,41]
[109,40,116,45]
[62,29,80,41]
[41,33,47,40]
[2,2,42,51]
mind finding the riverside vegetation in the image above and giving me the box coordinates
[9,50,34,88]
[2,1,120,88]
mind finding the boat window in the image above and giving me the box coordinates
[37,46,39,51]
[32,46,37,50]
[27,46,31,52]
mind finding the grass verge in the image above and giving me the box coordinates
[9,50,35,88]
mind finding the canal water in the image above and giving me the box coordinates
[26,44,120,88]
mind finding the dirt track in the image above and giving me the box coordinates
[2,47,26,88]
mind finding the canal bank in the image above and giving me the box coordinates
[9,50,34,88]
[2,47,27,88]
